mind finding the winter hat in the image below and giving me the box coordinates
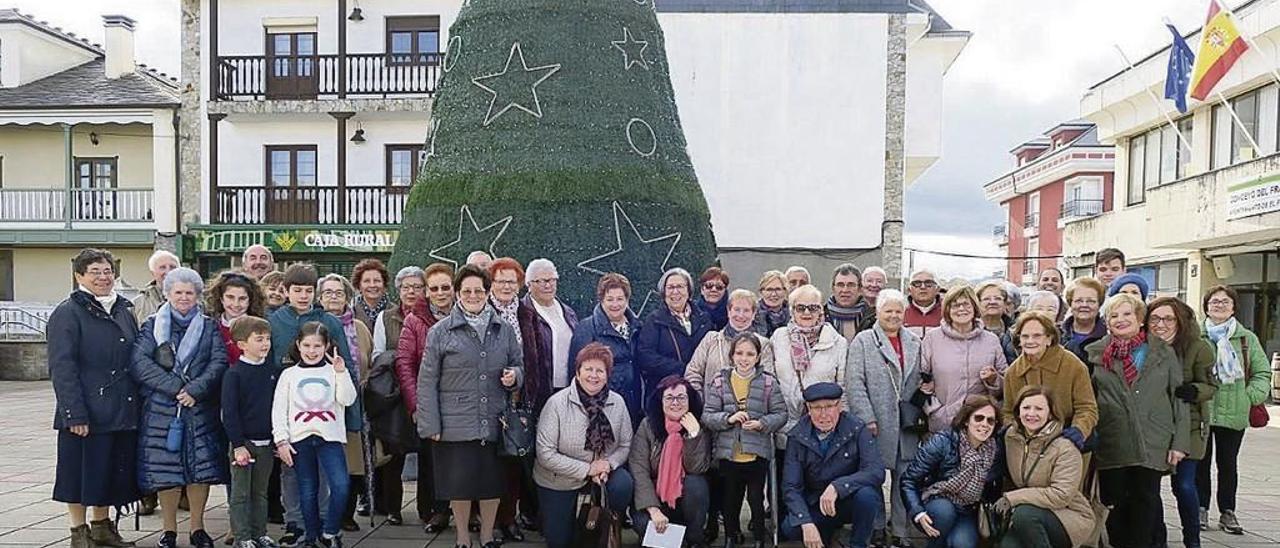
[1107,273,1150,301]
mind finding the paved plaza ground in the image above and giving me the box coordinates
[0,382,1277,547]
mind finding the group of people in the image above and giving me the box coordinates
[46,243,1272,548]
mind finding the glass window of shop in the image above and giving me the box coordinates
[1213,252,1280,359]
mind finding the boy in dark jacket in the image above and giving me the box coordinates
[782,383,886,548]
[222,317,280,548]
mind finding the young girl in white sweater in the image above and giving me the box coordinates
[272,322,356,548]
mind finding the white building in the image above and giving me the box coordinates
[1071,0,1280,354]
[181,0,968,281]
[0,10,179,305]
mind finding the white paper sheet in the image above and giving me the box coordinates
[642,522,687,548]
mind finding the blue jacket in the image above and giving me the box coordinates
[269,304,361,430]
[695,297,728,332]
[569,304,642,425]
[636,304,712,398]
[899,429,1005,519]
[783,413,886,529]
[47,290,140,432]
[131,313,230,491]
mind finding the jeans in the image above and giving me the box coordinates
[1154,458,1201,547]
[1196,426,1244,513]
[632,475,711,543]
[282,461,331,528]
[1098,466,1162,548]
[228,444,276,541]
[537,469,634,548]
[781,485,881,548]
[1000,504,1071,548]
[720,458,769,536]
[292,436,350,541]
[919,498,978,548]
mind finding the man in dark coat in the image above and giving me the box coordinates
[782,382,885,548]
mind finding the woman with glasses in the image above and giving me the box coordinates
[695,267,731,332]
[630,376,713,546]
[919,285,1007,435]
[752,271,790,337]
[773,285,849,442]
[486,257,536,542]
[638,268,714,402]
[417,265,523,548]
[976,282,1018,365]
[846,289,924,548]
[1002,312,1097,455]
[518,259,580,415]
[1061,277,1107,367]
[391,263,454,531]
[900,395,1003,548]
[1197,285,1271,536]
[686,289,776,395]
[317,273,374,533]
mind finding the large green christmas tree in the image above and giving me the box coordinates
[389,0,718,314]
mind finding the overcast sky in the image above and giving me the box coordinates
[10,0,1228,279]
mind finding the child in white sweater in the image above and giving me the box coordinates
[272,322,356,548]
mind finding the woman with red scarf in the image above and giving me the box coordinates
[629,375,712,546]
[1085,292,1189,548]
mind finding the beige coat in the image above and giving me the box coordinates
[684,329,775,393]
[1003,421,1096,547]
[772,324,848,443]
[534,382,634,492]
[130,281,164,327]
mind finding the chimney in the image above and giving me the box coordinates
[102,15,136,79]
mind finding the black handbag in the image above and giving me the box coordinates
[498,393,535,457]
[363,351,419,454]
[572,484,622,548]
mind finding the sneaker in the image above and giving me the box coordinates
[278,525,303,548]
[318,535,343,548]
[1220,510,1244,535]
[157,531,178,548]
[255,536,279,548]
[190,529,216,548]
[235,540,259,548]
[1199,508,1209,529]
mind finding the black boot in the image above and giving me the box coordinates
[723,532,743,548]
[89,519,136,548]
[138,494,158,516]
[70,524,92,548]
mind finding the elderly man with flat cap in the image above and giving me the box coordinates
[782,382,886,548]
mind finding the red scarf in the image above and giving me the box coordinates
[656,418,685,508]
[1102,331,1147,386]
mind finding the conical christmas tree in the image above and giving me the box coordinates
[389,0,717,314]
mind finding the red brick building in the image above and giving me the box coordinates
[983,120,1115,285]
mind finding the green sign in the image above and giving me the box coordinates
[191,228,400,254]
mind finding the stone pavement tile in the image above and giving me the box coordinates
[0,527,67,545]
[352,539,426,548]
[0,485,40,497]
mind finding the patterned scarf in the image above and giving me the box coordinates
[656,418,686,507]
[1205,318,1244,384]
[357,295,390,325]
[337,307,361,372]
[579,382,615,455]
[923,435,997,508]
[1102,331,1147,387]
[613,321,630,340]
[490,295,523,345]
[787,321,823,372]
[759,301,790,334]
[671,305,692,336]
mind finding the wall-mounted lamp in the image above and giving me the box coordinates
[348,2,364,22]
[89,132,99,146]
[351,128,366,144]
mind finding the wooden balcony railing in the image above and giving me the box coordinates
[212,186,410,225]
[215,53,442,100]
[0,188,154,223]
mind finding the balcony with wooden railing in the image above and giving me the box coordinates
[211,185,412,225]
[215,53,442,100]
[0,188,154,226]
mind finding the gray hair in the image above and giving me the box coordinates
[147,250,180,272]
[317,273,356,303]
[163,267,205,296]
[395,266,426,288]
[875,288,908,312]
[658,267,693,295]
[526,258,558,286]
[1003,281,1023,310]
[788,284,823,305]
[863,266,887,279]
[909,269,936,281]
[785,265,811,279]
[831,263,862,285]
[241,244,272,261]
[466,250,493,265]
[1026,290,1060,310]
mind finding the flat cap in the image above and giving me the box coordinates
[802,382,843,403]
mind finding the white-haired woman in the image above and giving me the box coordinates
[517,258,579,414]
[638,268,714,403]
[131,267,230,548]
[772,284,848,440]
[1025,290,1063,323]
[862,267,888,308]
[846,289,925,547]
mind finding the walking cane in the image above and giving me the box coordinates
[360,406,376,528]
[768,435,779,548]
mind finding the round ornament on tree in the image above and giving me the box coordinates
[390,0,718,314]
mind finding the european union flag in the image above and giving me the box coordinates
[1165,24,1194,113]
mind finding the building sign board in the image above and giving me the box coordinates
[1227,172,1280,220]
[190,228,399,254]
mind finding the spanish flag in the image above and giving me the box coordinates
[1190,0,1249,100]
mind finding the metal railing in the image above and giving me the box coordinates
[993,224,1008,243]
[215,53,443,99]
[1060,198,1105,219]
[0,188,154,223]
[1025,212,1040,229]
[212,185,411,225]
[0,306,49,341]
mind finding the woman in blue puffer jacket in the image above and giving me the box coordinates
[131,267,230,548]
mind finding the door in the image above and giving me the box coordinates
[0,250,13,301]
[74,157,117,220]
[265,146,319,223]
[266,32,317,99]
[1067,178,1104,217]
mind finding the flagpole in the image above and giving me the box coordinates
[1214,89,1263,155]
[1112,44,1194,153]
[1212,0,1280,88]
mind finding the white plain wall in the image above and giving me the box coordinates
[662,13,889,249]
[1,24,96,88]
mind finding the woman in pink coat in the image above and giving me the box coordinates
[919,285,1008,434]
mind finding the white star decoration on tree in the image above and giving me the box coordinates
[611,27,650,71]
[471,42,562,127]
[577,201,682,314]
[429,205,514,267]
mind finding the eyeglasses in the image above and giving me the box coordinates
[762,286,786,294]
[971,414,997,425]
[428,285,452,292]
[494,280,520,287]
[702,283,725,291]
[530,278,558,286]
[910,280,937,289]
[459,288,487,296]
[662,394,689,404]
[1071,298,1099,306]
[85,269,115,278]
[807,402,840,413]
[833,282,861,289]
[1149,315,1177,326]
[793,304,823,314]
[400,283,425,291]
[320,290,345,298]
[665,284,689,292]
[951,301,974,309]
[1207,299,1233,307]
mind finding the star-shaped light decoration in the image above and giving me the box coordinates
[611,27,650,71]
[471,42,562,127]
[577,202,682,315]
[429,205,514,267]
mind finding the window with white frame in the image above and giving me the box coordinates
[1127,134,1145,205]
[1064,176,1103,217]
[1210,85,1279,169]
